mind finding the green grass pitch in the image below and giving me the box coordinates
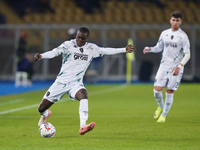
[0,83,199,150]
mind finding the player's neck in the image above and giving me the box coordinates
[171,28,179,32]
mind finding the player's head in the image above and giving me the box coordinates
[170,11,182,31]
[76,27,89,47]
[20,31,27,39]
[171,11,182,19]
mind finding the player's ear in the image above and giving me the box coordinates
[180,19,182,24]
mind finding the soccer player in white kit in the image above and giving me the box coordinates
[34,27,134,135]
[143,11,191,122]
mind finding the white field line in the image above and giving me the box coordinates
[0,104,39,115]
[0,98,25,106]
[0,84,127,115]
[88,84,128,96]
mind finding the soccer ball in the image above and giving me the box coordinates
[39,123,56,138]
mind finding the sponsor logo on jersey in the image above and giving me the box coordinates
[74,52,88,61]
[171,35,174,39]
[165,41,177,48]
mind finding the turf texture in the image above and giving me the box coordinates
[0,84,199,150]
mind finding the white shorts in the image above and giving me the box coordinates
[154,67,184,91]
[43,81,86,103]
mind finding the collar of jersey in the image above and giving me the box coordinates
[71,39,88,48]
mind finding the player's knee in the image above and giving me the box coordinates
[153,89,163,99]
[154,86,163,91]
[166,89,174,94]
[75,89,88,100]
[81,92,87,99]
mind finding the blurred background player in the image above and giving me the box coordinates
[143,11,191,123]
[15,31,34,85]
[67,27,76,39]
[34,27,134,135]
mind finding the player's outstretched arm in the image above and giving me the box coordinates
[34,53,42,61]
[126,44,135,53]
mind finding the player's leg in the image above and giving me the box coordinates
[38,99,53,127]
[68,84,95,135]
[153,67,166,119]
[75,89,89,127]
[38,82,67,127]
[157,90,174,122]
[38,99,54,113]
[74,88,95,135]
[153,86,164,119]
[157,70,183,122]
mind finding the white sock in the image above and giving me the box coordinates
[153,89,164,108]
[161,92,174,117]
[79,99,88,127]
[40,110,49,118]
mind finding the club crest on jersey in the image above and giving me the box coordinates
[79,48,83,53]
[171,35,174,40]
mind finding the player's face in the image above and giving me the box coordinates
[170,17,182,31]
[76,31,88,47]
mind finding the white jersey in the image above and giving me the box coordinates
[41,39,126,84]
[148,28,190,71]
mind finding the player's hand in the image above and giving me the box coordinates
[172,67,180,76]
[126,44,134,53]
[143,47,151,54]
[34,53,42,61]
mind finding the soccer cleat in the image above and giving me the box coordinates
[157,115,166,123]
[79,122,96,135]
[154,107,163,119]
[38,110,52,127]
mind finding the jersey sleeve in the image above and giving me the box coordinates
[41,42,69,59]
[41,49,57,59]
[182,34,190,53]
[92,44,126,58]
[148,32,164,53]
